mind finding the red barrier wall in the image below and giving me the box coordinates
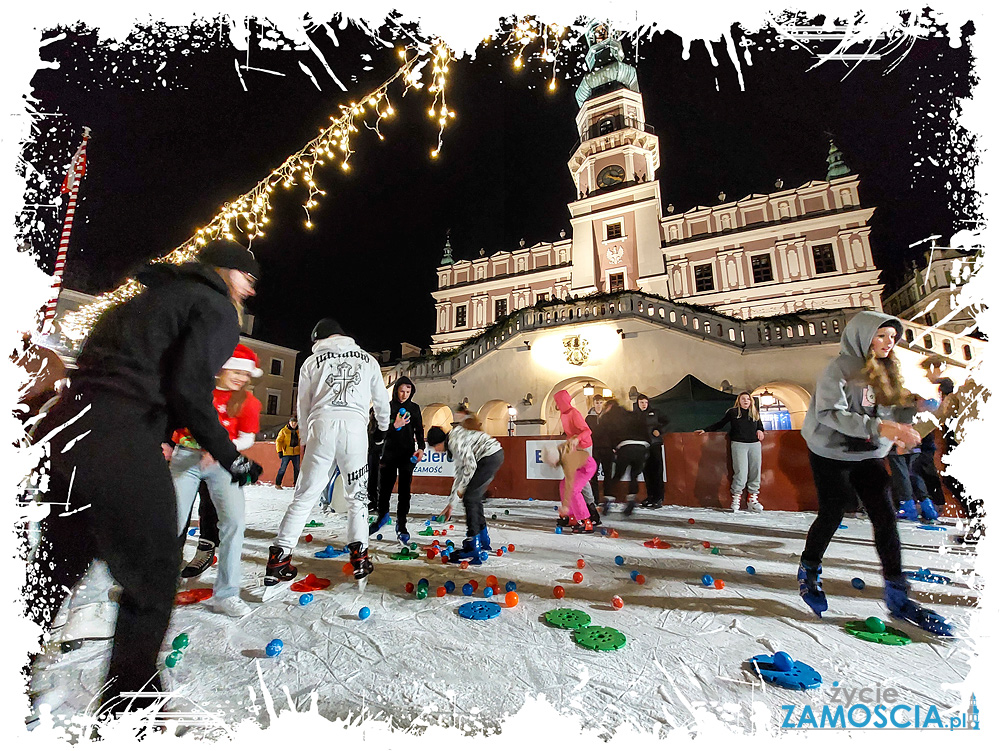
[247,431,957,515]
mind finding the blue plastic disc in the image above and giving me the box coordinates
[838,523,848,529]
[904,568,951,584]
[457,601,502,620]
[315,545,346,559]
[772,651,794,672]
[749,653,822,690]
[917,525,948,532]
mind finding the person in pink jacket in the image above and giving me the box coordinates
[553,389,602,528]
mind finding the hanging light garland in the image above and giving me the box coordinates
[61,40,455,342]
[486,17,569,92]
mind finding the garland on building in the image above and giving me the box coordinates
[60,40,455,342]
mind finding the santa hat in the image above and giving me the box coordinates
[223,343,263,377]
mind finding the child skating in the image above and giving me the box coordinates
[541,440,597,533]
[553,389,602,528]
[797,311,952,636]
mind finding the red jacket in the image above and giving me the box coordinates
[554,389,592,449]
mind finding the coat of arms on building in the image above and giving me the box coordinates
[606,246,624,264]
[563,335,590,366]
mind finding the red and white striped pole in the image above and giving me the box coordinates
[41,127,91,336]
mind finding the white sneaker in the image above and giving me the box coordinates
[209,596,252,617]
[730,495,742,512]
[747,495,764,513]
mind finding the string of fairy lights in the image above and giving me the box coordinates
[60,40,455,341]
[486,17,569,91]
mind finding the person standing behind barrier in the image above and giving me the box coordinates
[634,393,668,508]
[274,417,301,488]
[696,392,765,512]
[599,398,649,516]
[587,394,614,502]
[375,376,425,543]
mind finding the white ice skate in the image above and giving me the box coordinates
[747,494,764,513]
[55,601,118,653]
[730,494,742,512]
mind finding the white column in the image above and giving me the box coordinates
[734,249,746,287]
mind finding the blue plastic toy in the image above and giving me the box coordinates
[410,455,419,464]
[746,566,756,575]
[838,523,848,529]
[851,577,866,590]
[418,578,429,588]
[925,398,940,411]
[298,593,314,606]
[188,528,198,536]
[505,581,517,592]
[615,555,625,566]
[315,545,346,559]
[395,408,408,430]
[701,574,714,586]
[917,524,948,532]
[462,583,473,596]
[630,570,639,581]
[425,520,432,527]
[445,581,456,593]
[457,601,502,620]
[500,546,508,554]
[749,652,822,690]
[359,607,371,620]
[265,639,283,658]
[484,587,494,597]
[904,568,951,585]
[555,527,563,535]
[528,498,533,502]
[376,534,383,540]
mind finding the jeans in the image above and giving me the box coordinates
[730,441,762,495]
[378,452,415,525]
[462,449,504,538]
[887,449,929,503]
[171,447,246,600]
[275,454,300,487]
[802,451,902,579]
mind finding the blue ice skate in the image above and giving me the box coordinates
[368,512,391,536]
[896,499,919,521]
[395,522,410,545]
[478,524,492,552]
[798,562,828,617]
[919,498,939,522]
[445,535,487,566]
[884,577,954,637]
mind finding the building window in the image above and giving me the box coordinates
[694,263,715,292]
[456,305,467,327]
[751,254,773,284]
[812,244,837,274]
[495,299,508,319]
[270,358,283,377]
[609,273,625,292]
[606,222,623,240]
[943,339,953,355]
[923,334,933,349]
[266,394,279,415]
[905,329,914,343]
[537,293,548,302]
[963,344,973,361]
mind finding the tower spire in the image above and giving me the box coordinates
[574,20,640,108]
[439,230,454,266]
[825,139,851,180]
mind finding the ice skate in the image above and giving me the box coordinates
[884,577,954,637]
[209,595,252,618]
[730,493,742,512]
[348,541,374,581]
[395,522,410,545]
[798,562,828,617]
[180,539,215,579]
[918,498,939,522]
[446,535,486,565]
[556,515,570,529]
[368,512,391,536]
[747,493,764,513]
[478,525,492,551]
[623,494,637,516]
[571,519,595,534]
[896,499,919,521]
[601,497,613,516]
[54,601,117,653]
[587,502,603,527]
[259,545,296,601]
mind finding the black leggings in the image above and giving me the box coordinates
[462,449,504,538]
[590,449,614,499]
[606,444,649,499]
[802,451,902,579]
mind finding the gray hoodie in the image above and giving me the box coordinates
[801,310,916,461]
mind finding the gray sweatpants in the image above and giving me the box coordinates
[731,441,762,495]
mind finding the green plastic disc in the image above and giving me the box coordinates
[543,608,592,630]
[390,548,421,560]
[418,528,435,536]
[845,620,912,645]
[573,625,627,651]
[305,520,324,528]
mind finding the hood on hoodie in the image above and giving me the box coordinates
[839,311,903,360]
[134,261,229,296]
[393,375,416,403]
[553,389,574,413]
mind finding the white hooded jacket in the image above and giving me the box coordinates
[296,335,390,441]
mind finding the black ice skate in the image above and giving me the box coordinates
[181,540,215,579]
[348,541,374,580]
[264,545,297,587]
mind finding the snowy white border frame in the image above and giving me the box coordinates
[2,0,995,746]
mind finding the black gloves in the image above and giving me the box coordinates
[372,428,387,447]
[228,455,263,486]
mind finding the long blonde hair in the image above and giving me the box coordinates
[863,349,908,407]
[734,392,760,421]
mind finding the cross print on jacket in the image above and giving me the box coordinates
[325,362,361,406]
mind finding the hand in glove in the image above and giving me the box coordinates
[228,455,263,486]
[372,428,387,448]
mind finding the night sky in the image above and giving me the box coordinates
[24,14,977,366]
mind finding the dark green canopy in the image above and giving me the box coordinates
[648,375,736,433]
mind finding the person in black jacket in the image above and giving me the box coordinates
[373,376,425,543]
[586,394,614,504]
[634,393,668,508]
[599,398,650,515]
[696,391,765,512]
[26,239,263,717]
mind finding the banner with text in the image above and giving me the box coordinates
[412,449,456,477]
[526,441,664,481]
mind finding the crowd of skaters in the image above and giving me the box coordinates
[18,238,982,727]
